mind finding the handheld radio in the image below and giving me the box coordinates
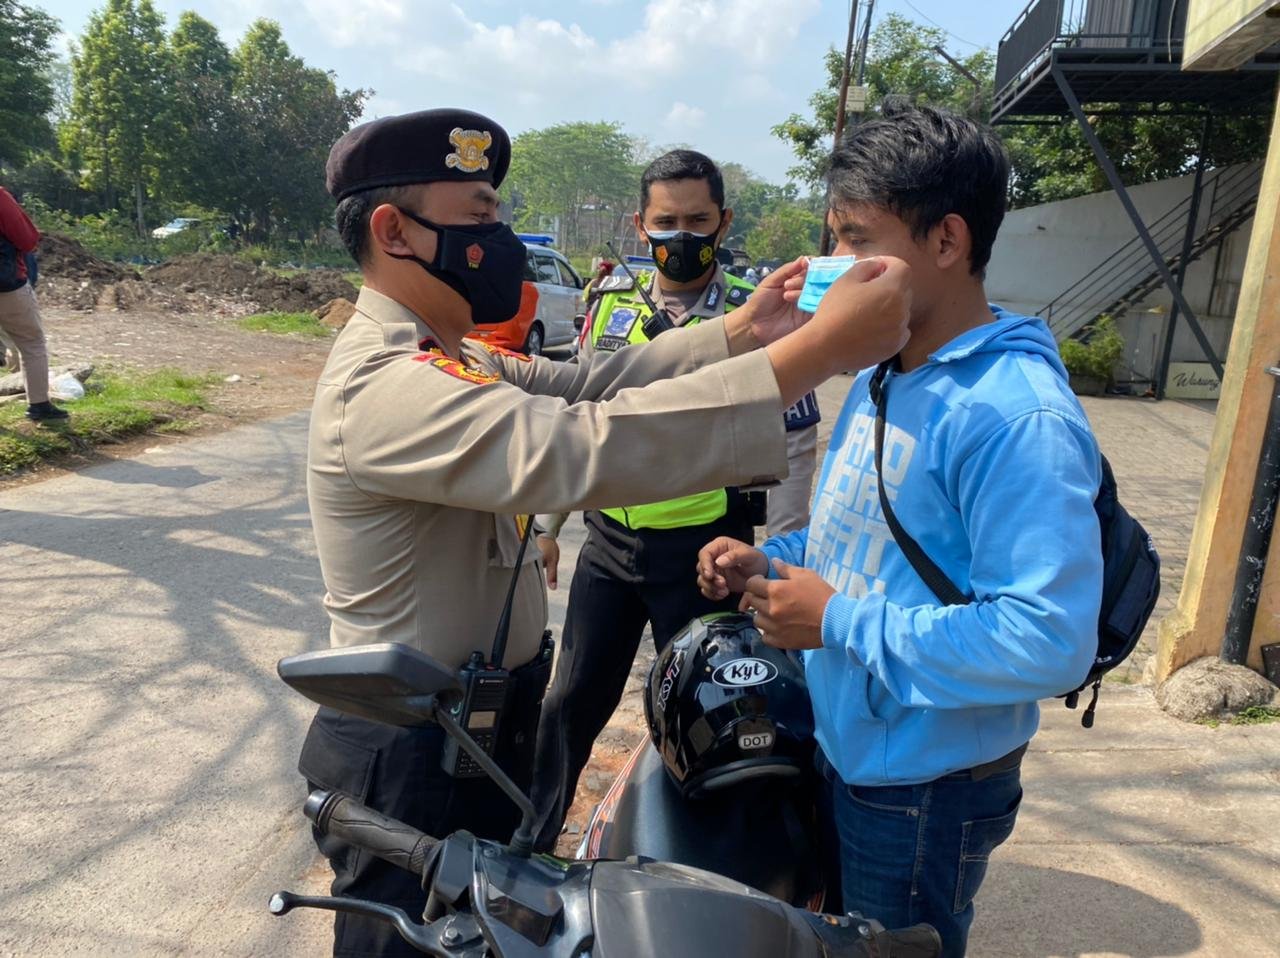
[607,242,674,339]
[441,516,535,778]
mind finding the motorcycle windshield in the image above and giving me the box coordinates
[588,859,822,958]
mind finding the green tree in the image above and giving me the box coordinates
[1002,113,1269,208]
[745,203,822,262]
[776,13,1266,209]
[0,0,60,167]
[505,122,639,255]
[229,20,367,240]
[772,17,992,190]
[65,0,170,233]
[159,12,239,213]
[719,162,804,244]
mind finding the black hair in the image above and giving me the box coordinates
[826,97,1009,275]
[640,149,725,212]
[335,184,419,266]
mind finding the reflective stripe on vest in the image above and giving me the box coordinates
[590,272,755,530]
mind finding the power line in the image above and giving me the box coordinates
[900,0,985,50]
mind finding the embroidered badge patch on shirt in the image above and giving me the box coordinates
[604,307,639,337]
[473,340,532,362]
[413,351,500,384]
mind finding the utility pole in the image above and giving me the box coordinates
[820,1,868,254]
[933,44,983,117]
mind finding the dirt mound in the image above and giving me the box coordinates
[315,297,357,329]
[31,241,357,314]
[37,234,135,283]
[35,234,151,310]
[147,254,357,313]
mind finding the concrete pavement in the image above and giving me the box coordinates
[0,413,330,955]
[1,375,1276,956]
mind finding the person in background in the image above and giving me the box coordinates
[0,186,67,421]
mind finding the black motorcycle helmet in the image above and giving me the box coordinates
[644,612,815,799]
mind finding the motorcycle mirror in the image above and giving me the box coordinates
[277,643,462,727]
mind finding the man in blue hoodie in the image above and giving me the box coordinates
[697,101,1103,956]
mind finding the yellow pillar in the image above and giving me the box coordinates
[1156,86,1280,680]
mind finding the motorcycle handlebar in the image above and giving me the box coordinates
[305,790,437,878]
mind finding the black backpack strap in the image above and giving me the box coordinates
[870,361,971,607]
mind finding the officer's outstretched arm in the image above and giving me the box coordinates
[337,344,787,515]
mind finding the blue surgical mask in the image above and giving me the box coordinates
[797,255,858,313]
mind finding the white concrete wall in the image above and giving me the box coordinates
[986,164,1255,379]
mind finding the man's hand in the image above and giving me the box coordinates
[739,558,835,650]
[763,256,912,407]
[732,257,811,349]
[697,536,769,600]
[810,256,912,369]
[536,534,560,590]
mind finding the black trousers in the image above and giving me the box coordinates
[529,508,752,852]
[298,650,551,958]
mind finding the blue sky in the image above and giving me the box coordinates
[42,0,1031,185]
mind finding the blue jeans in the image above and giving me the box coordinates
[824,759,1023,958]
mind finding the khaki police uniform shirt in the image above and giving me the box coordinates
[308,286,787,670]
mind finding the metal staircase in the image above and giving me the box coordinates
[1041,161,1262,341]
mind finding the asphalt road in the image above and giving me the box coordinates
[0,408,595,956]
[0,363,845,956]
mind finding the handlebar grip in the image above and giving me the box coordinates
[880,923,942,958]
[305,790,437,877]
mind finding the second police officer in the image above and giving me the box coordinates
[529,150,820,851]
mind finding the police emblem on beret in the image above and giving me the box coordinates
[446,128,493,173]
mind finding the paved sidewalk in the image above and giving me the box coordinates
[1076,396,1215,682]
[4,375,1270,957]
[972,685,1280,958]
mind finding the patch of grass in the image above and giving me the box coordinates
[0,368,217,475]
[238,311,332,338]
[1194,705,1280,729]
[1230,705,1280,726]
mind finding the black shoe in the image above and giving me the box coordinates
[26,401,69,422]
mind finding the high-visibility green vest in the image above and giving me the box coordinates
[589,268,755,530]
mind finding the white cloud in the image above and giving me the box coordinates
[638,0,821,69]
[300,0,411,47]
[189,0,825,183]
[664,101,707,130]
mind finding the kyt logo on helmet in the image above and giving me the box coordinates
[712,658,778,688]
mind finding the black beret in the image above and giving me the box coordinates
[326,108,511,200]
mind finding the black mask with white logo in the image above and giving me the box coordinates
[390,209,526,324]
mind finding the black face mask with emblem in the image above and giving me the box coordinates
[390,209,526,324]
[645,213,724,284]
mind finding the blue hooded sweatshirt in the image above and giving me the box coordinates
[760,307,1102,786]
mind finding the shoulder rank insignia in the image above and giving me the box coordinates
[472,339,532,363]
[726,285,752,308]
[413,350,500,385]
[597,273,635,293]
[446,127,492,173]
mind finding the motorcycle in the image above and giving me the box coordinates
[269,641,941,957]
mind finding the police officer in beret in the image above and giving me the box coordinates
[299,106,913,956]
